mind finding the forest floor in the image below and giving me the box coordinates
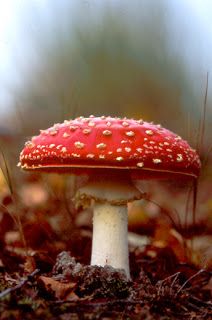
[0,173,211,320]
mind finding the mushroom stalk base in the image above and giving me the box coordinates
[91,203,130,278]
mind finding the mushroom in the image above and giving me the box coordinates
[18,116,201,278]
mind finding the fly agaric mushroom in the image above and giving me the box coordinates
[18,116,201,278]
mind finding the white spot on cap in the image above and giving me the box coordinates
[87,154,95,158]
[49,129,58,136]
[145,130,153,135]
[122,121,129,127]
[137,162,144,168]
[63,132,70,138]
[69,125,78,131]
[25,141,35,148]
[40,130,47,134]
[102,130,112,136]
[125,147,131,152]
[153,158,162,164]
[96,143,106,149]
[83,128,91,134]
[106,121,112,127]
[99,155,105,159]
[81,118,89,123]
[88,121,95,127]
[117,148,122,152]
[125,131,135,137]
[74,141,85,149]
[116,156,124,161]
[176,154,183,162]
[64,119,71,124]
[72,153,80,158]
[49,144,55,148]
[61,147,67,153]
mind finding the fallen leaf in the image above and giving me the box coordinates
[38,276,78,300]
[24,256,36,274]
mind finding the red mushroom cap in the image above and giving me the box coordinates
[19,116,201,179]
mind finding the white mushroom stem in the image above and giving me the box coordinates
[76,176,143,278]
[91,202,130,277]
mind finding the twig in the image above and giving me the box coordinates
[197,72,209,154]
[0,269,40,299]
[157,272,181,296]
[174,269,204,298]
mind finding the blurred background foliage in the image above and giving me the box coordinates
[0,0,211,182]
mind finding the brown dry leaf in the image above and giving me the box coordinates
[23,255,36,274]
[38,276,78,300]
[154,220,187,262]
